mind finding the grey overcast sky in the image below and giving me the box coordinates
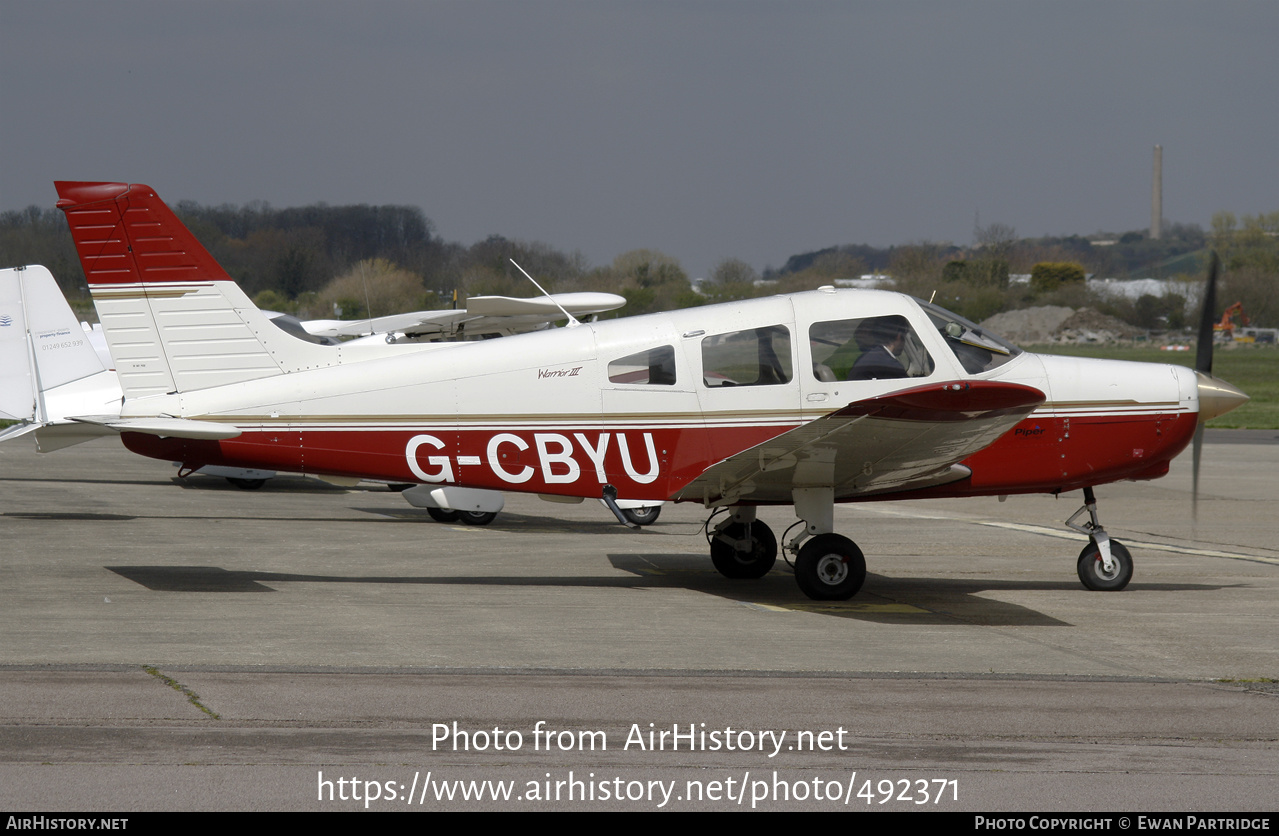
[2,1,1276,277]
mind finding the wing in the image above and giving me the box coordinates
[672,380,1045,506]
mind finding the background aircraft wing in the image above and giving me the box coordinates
[672,380,1044,506]
[302,292,626,340]
[302,309,471,339]
[464,292,624,317]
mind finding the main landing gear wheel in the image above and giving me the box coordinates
[459,510,497,526]
[426,508,461,523]
[621,505,661,526]
[1076,540,1133,591]
[226,477,266,490]
[795,533,866,601]
[711,521,777,579]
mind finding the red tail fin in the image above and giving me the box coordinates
[55,181,231,285]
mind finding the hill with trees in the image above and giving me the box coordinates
[1,199,1274,328]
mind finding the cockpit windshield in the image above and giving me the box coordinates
[918,300,1022,374]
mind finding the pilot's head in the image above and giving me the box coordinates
[855,316,909,354]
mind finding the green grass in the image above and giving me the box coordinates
[1024,343,1279,429]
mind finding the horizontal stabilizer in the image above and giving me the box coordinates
[69,415,242,440]
[33,422,118,452]
[0,422,40,444]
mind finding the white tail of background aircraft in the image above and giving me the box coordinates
[0,265,121,450]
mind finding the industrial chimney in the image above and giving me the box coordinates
[1151,145,1162,240]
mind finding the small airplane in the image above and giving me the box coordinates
[50,181,1248,599]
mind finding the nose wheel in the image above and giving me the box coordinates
[1077,539,1133,591]
[1066,487,1134,591]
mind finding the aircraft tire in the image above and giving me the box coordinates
[710,521,777,579]
[621,506,661,526]
[226,477,266,491]
[1076,539,1133,591]
[795,534,866,600]
[459,511,498,526]
[426,508,461,523]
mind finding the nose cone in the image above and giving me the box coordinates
[1195,371,1249,423]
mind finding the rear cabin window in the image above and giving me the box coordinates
[608,345,677,385]
[809,316,935,381]
[701,325,793,387]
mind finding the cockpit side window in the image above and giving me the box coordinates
[809,316,935,381]
[701,325,793,387]
[918,301,1022,374]
[608,345,677,385]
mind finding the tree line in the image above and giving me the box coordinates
[1,199,1274,328]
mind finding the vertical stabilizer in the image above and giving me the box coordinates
[0,267,35,421]
[0,265,121,450]
[0,265,109,422]
[55,181,233,286]
[54,181,334,400]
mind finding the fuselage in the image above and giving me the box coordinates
[117,287,1202,505]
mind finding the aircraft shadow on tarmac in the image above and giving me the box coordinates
[100,556,1231,627]
[170,476,350,494]
[605,553,1075,625]
[356,507,659,533]
[7,511,136,522]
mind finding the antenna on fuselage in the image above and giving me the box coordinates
[509,258,581,328]
[358,260,376,337]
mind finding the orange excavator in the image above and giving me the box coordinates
[1214,302,1250,340]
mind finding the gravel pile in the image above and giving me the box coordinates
[979,306,1142,345]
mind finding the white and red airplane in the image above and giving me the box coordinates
[51,181,1248,600]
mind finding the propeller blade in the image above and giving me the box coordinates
[1191,423,1203,530]
[1191,251,1220,526]
[1195,251,1220,376]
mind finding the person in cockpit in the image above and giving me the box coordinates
[848,316,910,380]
